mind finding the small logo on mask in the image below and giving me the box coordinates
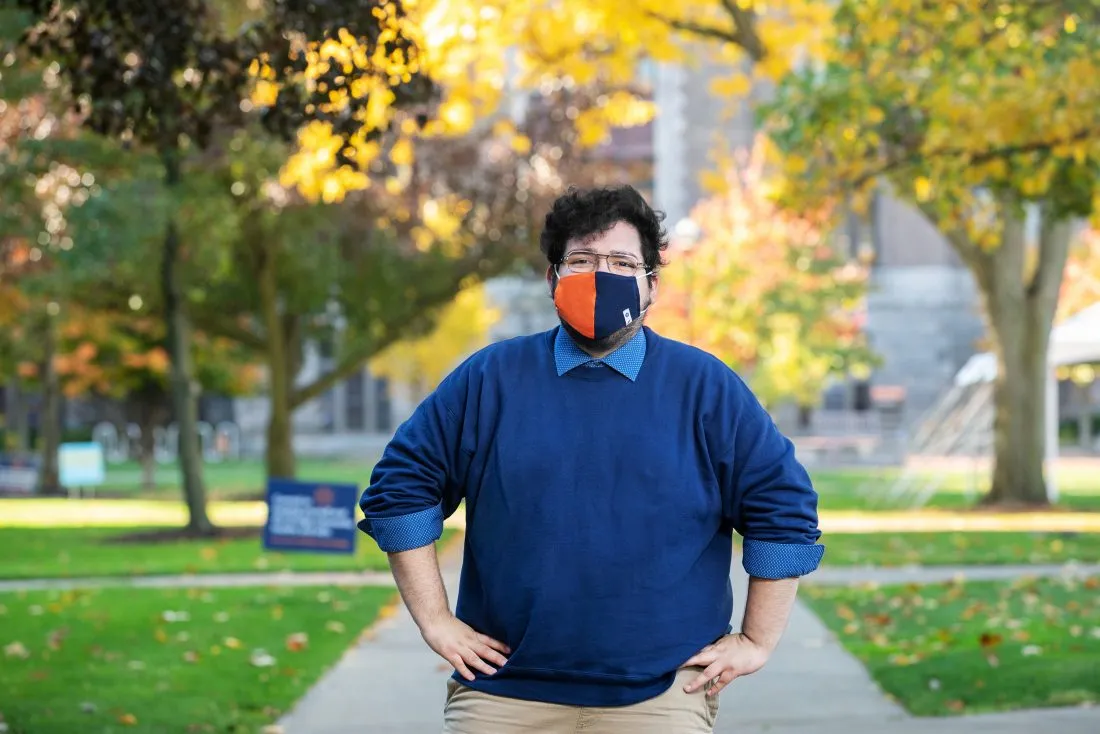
[623,308,633,325]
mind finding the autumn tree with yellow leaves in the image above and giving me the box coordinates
[648,139,874,416]
[762,1,1100,505]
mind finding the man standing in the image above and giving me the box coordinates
[359,185,824,733]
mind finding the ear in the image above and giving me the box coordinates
[546,265,557,296]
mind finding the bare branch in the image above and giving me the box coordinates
[645,0,766,61]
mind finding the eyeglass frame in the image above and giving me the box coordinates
[556,250,655,278]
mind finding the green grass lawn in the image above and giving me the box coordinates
[803,574,1100,716]
[65,459,1100,511]
[0,527,457,580]
[0,583,395,733]
[88,458,375,500]
[812,467,1100,512]
[820,531,1100,567]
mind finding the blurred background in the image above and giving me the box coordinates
[1,1,1098,732]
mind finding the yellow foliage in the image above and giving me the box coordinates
[647,137,872,407]
[279,0,832,202]
[369,284,501,397]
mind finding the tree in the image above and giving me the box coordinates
[1059,227,1100,322]
[760,1,1100,505]
[11,0,434,531]
[647,138,874,415]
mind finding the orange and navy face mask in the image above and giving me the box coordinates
[553,271,647,340]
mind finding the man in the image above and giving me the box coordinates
[359,185,824,733]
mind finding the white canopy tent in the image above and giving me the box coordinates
[953,301,1100,502]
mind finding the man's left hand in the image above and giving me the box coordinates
[681,633,771,696]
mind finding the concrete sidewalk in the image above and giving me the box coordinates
[276,549,1100,733]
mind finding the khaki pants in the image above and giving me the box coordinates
[442,666,720,733]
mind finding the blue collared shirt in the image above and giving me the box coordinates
[553,327,647,381]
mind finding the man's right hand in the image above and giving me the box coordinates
[421,614,511,681]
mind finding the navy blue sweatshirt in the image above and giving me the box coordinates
[359,326,824,707]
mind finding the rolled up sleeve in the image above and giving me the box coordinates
[719,383,825,579]
[358,372,469,553]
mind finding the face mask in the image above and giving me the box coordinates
[553,270,649,340]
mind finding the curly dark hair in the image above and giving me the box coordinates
[539,185,669,273]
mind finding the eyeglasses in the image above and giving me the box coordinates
[560,250,646,276]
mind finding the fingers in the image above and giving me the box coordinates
[448,653,476,681]
[477,633,512,655]
[681,647,717,669]
[706,669,738,697]
[464,649,499,676]
[684,662,723,693]
[685,661,742,695]
[475,643,509,668]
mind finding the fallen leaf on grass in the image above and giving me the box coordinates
[325,621,346,634]
[261,726,285,734]
[946,700,965,712]
[28,605,43,616]
[1084,577,1099,590]
[155,628,168,643]
[213,612,230,623]
[224,637,242,649]
[1021,645,1043,656]
[836,604,856,621]
[928,678,941,690]
[250,649,277,667]
[1011,630,1031,642]
[272,606,284,620]
[0,604,7,615]
[183,650,200,663]
[4,642,29,659]
[162,610,190,623]
[201,547,218,561]
[118,713,137,725]
[979,633,1003,648]
[80,702,96,713]
[316,592,332,603]
[285,633,308,652]
[986,654,1000,668]
[128,660,145,670]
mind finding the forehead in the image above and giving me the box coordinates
[565,221,642,256]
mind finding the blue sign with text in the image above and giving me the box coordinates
[263,479,358,555]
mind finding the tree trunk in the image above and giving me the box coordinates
[161,150,213,534]
[137,399,158,491]
[970,205,1072,507]
[258,251,296,480]
[38,313,61,494]
[8,378,29,452]
[984,317,1049,505]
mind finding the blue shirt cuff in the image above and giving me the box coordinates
[358,503,444,553]
[741,538,824,579]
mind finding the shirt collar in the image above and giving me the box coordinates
[553,327,647,381]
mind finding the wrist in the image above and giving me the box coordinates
[737,630,778,655]
[415,607,453,634]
